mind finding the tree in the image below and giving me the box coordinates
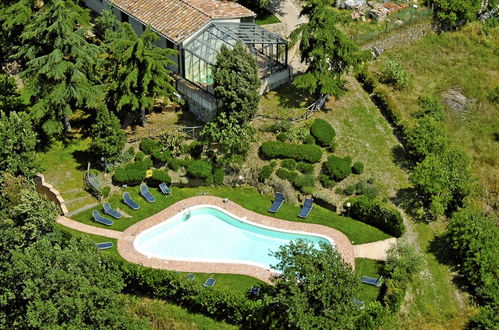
[200,112,255,165]
[213,41,260,123]
[16,0,102,138]
[290,0,368,99]
[89,109,125,165]
[430,0,481,29]
[0,74,25,114]
[405,118,450,163]
[104,24,177,126]
[266,240,359,329]
[0,111,39,177]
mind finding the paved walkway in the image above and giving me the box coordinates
[57,216,124,239]
[353,237,398,260]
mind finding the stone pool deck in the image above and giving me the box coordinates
[58,196,356,283]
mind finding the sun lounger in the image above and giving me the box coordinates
[92,210,113,226]
[159,182,172,196]
[361,275,383,287]
[123,192,140,210]
[268,192,284,213]
[298,198,314,218]
[95,242,113,250]
[352,298,365,310]
[103,201,122,219]
[187,273,195,281]
[203,278,216,287]
[249,285,260,296]
[140,183,156,203]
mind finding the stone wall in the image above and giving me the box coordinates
[34,174,68,215]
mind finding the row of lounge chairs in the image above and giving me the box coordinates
[268,192,314,218]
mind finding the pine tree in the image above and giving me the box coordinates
[89,109,125,165]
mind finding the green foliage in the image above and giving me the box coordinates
[213,168,224,186]
[468,305,499,329]
[297,161,314,174]
[152,150,172,164]
[310,119,336,147]
[213,42,260,123]
[354,180,379,199]
[344,184,356,195]
[319,174,335,189]
[0,111,39,177]
[113,168,146,184]
[405,118,450,162]
[151,170,172,184]
[135,151,145,161]
[356,68,378,93]
[276,132,288,142]
[414,96,446,121]
[323,155,352,181]
[128,158,153,171]
[352,161,364,174]
[345,196,405,237]
[260,141,323,163]
[93,9,122,41]
[281,159,297,170]
[275,168,298,181]
[186,160,213,179]
[267,240,359,329]
[372,85,406,131]
[140,139,161,155]
[302,134,316,144]
[200,112,255,165]
[432,0,481,28]
[267,120,292,133]
[168,158,181,172]
[0,74,25,114]
[89,109,125,164]
[101,186,111,198]
[291,174,316,192]
[259,165,274,182]
[289,1,368,97]
[381,59,412,90]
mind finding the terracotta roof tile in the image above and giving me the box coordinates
[185,0,255,19]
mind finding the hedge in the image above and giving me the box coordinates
[352,161,364,174]
[113,168,146,184]
[310,119,335,147]
[186,160,213,179]
[127,157,153,171]
[152,150,172,163]
[297,162,314,174]
[323,155,352,181]
[260,141,322,163]
[275,168,298,181]
[213,168,224,185]
[259,165,273,182]
[345,196,405,237]
[281,159,297,170]
[356,69,378,94]
[140,139,160,155]
[372,86,407,134]
[151,170,171,184]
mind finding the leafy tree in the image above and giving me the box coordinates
[200,112,255,164]
[89,109,126,165]
[266,240,359,329]
[104,24,177,126]
[0,74,25,114]
[213,41,260,123]
[430,0,481,29]
[16,0,102,137]
[290,0,368,98]
[405,118,450,162]
[0,111,39,177]
[94,9,123,41]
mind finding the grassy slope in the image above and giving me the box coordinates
[71,185,390,244]
[355,258,383,303]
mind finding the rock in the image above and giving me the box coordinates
[345,0,366,9]
[442,87,473,114]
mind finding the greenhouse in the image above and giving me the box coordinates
[183,22,288,94]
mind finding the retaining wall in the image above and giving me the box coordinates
[34,174,68,215]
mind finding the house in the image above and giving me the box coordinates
[83,0,291,122]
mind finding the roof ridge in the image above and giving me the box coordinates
[178,0,213,19]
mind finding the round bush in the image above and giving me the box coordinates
[168,158,181,171]
[281,159,297,170]
[128,157,153,171]
[152,150,172,163]
[260,141,323,163]
[186,160,212,178]
[323,155,352,181]
[151,169,171,184]
[310,119,336,147]
[213,168,224,185]
[259,165,273,182]
[139,139,160,155]
[302,134,315,145]
[135,151,145,162]
[352,161,364,174]
[292,174,315,188]
[297,162,314,174]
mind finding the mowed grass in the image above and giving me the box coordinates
[369,23,499,200]
[355,258,383,303]
[72,185,391,244]
[255,7,280,25]
[124,295,237,330]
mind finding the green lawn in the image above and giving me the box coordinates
[355,258,383,303]
[255,8,280,25]
[72,185,391,244]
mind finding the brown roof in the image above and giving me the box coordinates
[108,0,255,43]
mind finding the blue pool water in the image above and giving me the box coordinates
[134,205,333,270]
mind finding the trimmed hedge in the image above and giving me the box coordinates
[135,151,145,161]
[259,165,273,182]
[310,119,335,147]
[151,169,171,184]
[356,69,378,94]
[297,162,314,174]
[127,157,153,171]
[323,155,352,181]
[275,168,298,181]
[281,159,297,170]
[352,161,364,174]
[372,86,407,133]
[345,196,405,237]
[260,141,322,163]
[140,139,160,155]
[113,168,146,184]
[152,150,172,163]
[186,160,212,179]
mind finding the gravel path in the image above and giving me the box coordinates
[353,237,398,260]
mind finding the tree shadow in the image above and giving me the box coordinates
[392,187,431,223]
[176,108,203,127]
[72,149,93,171]
[391,145,413,170]
[275,86,315,109]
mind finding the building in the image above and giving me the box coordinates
[83,0,291,122]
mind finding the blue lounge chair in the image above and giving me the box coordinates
[249,285,261,296]
[123,192,140,210]
[95,242,113,250]
[103,201,122,219]
[352,298,365,310]
[268,192,284,213]
[140,183,156,203]
[298,198,314,218]
[361,275,383,287]
[92,210,113,226]
[159,182,172,196]
[203,278,216,287]
[187,273,195,281]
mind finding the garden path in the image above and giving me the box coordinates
[57,216,124,239]
[353,237,397,260]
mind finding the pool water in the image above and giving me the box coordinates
[134,205,333,270]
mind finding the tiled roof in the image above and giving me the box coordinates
[107,0,255,43]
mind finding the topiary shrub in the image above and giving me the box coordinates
[151,169,171,184]
[128,157,153,171]
[135,151,145,162]
[152,149,172,164]
[302,134,315,145]
[319,174,334,189]
[291,174,315,191]
[310,119,336,147]
[352,161,364,174]
[259,165,273,182]
[186,160,212,178]
[297,162,314,174]
[345,196,405,237]
[275,168,298,181]
[168,158,181,171]
[323,155,352,181]
[260,141,322,163]
[213,168,224,185]
[139,139,160,155]
[113,168,146,185]
[281,159,297,170]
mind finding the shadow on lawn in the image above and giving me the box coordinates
[72,149,93,171]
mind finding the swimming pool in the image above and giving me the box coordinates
[133,205,334,270]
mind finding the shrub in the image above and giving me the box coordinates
[186,160,213,178]
[259,165,273,182]
[345,196,405,237]
[344,185,356,195]
[319,174,334,189]
[139,139,160,155]
[260,141,323,163]
[113,168,146,184]
[204,174,213,186]
[281,159,297,170]
[277,132,288,142]
[128,157,153,171]
[297,162,314,174]
[405,118,450,162]
[135,151,145,161]
[275,168,298,181]
[382,59,412,90]
[356,69,378,93]
[151,170,171,184]
[355,180,379,199]
[352,161,364,174]
[101,186,111,198]
[267,120,291,133]
[168,158,181,171]
[372,86,406,132]
[213,168,224,185]
[152,149,172,164]
[310,119,336,147]
[302,134,315,145]
[292,174,315,190]
[186,141,203,158]
[323,155,352,181]
[414,96,446,121]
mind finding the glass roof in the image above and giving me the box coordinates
[184,22,287,65]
